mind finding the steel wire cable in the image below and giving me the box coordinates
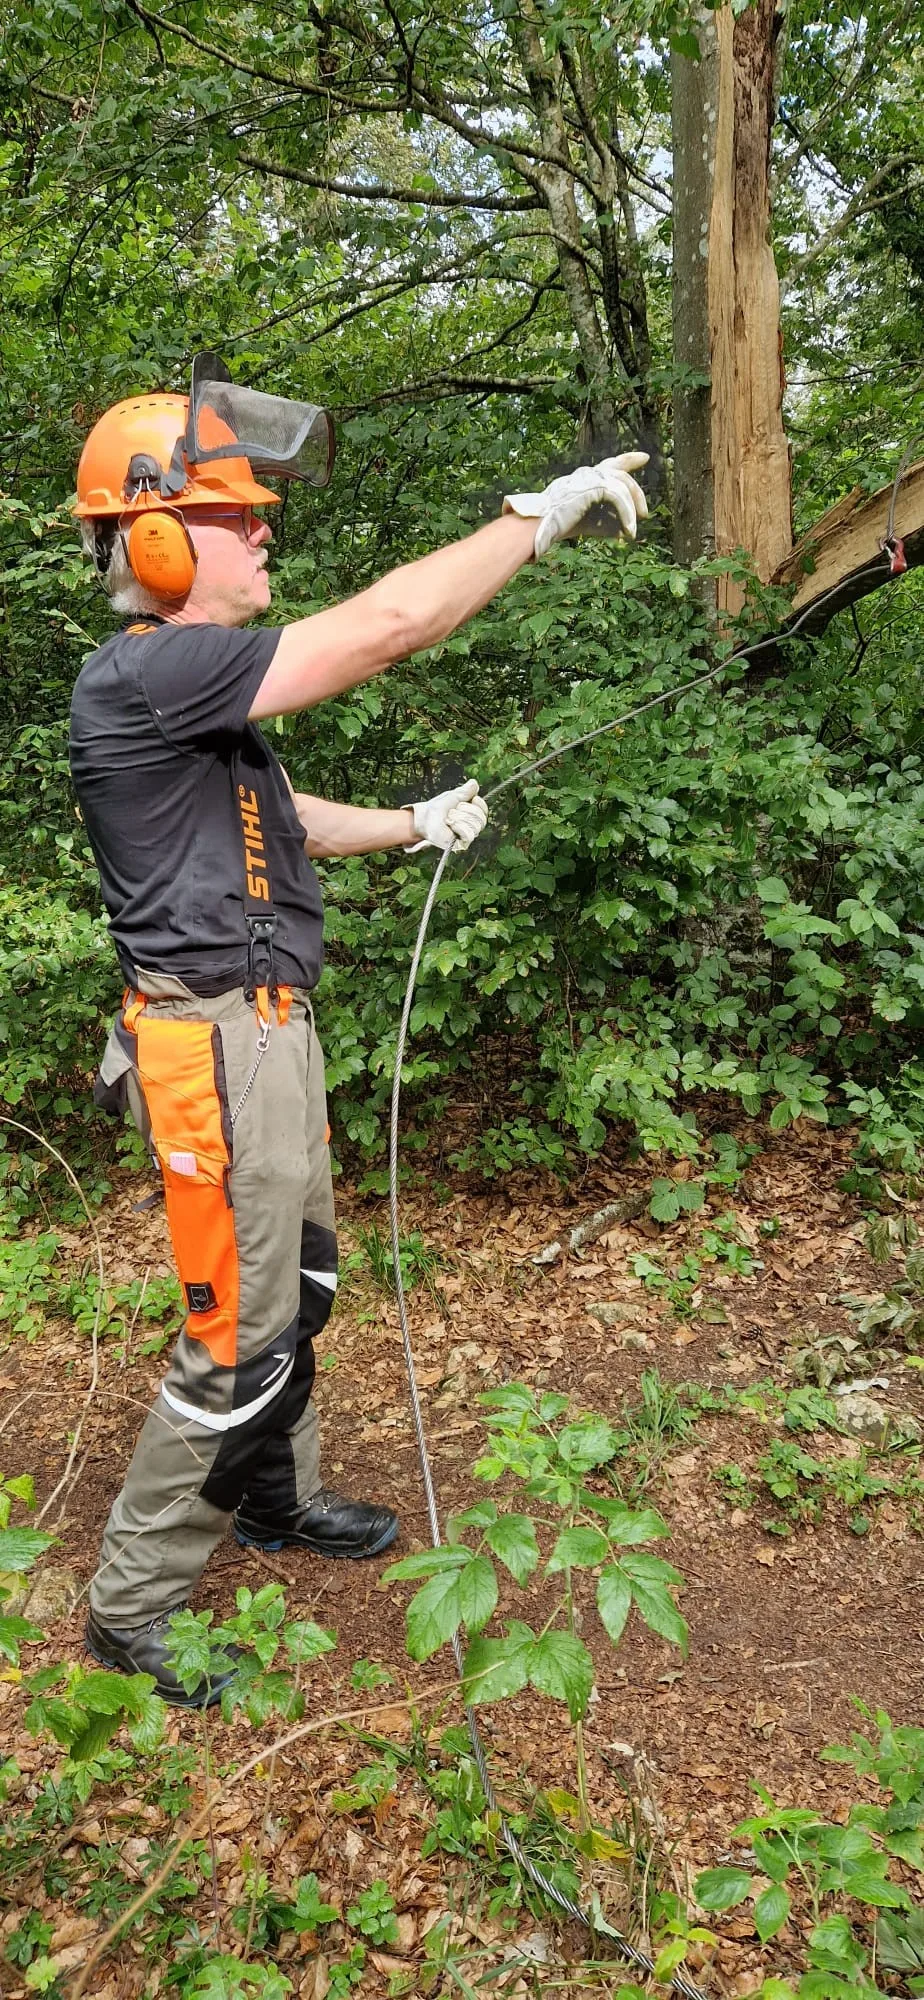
[387,516,912,1994]
[387,846,707,2000]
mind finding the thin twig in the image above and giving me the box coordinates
[199,1706,224,1942]
[0,1118,105,1528]
[120,1265,150,1371]
[243,1656,304,1958]
[67,1677,461,1999]
[532,1195,648,1265]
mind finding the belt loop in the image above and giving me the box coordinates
[123,990,147,1031]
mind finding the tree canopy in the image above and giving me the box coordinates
[1,0,923,1212]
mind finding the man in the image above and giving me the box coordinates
[69,360,647,1705]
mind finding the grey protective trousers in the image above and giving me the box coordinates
[89,974,337,1628]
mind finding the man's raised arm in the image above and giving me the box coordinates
[249,514,537,720]
[249,453,648,721]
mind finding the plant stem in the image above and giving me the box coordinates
[563,1565,592,1834]
[199,1705,223,1942]
[575,1717,591,1834]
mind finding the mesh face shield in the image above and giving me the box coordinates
[164,353,335,497]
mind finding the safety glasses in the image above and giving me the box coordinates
[188,506,265,538]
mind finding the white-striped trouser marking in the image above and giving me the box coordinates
[162,1353,295,1433]
[300,1267,337,1292]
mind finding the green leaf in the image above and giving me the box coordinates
[283,1620,337,1663]
[586,1498,669,1544]
[885,1829,924,1868]
[462,1628,532,1706]
[128,1691,166,1754]
[0,1528,55,1574]
[448,1501,498,1536]
[808,1914,867,1975]
[618,1551,685,1586]
[877,1908,924,1973]
[73,1668,136,1715]
[751,1831,793,1884]
[480,1385,536,1415]
[484,1513,540,1584]
[837,1870,910,1909]
[755,1881,791,1941]
[383,1546,472,1580]
[405,1569,462,1661]
[653,1939,688,1980]
[163,1610,234,1695]
[597,1566,632,1646]
[694,1866,753,1911]
[757,877,790,903]
[68,1708,121,1763]
[548,1526,610,1570]
[25,1693,85,1747]
[291,1873,339,1931]
[650,1178,681,1223]
[528,1630,595,1721]
[0,1614,42,1663]
[628,1577,688,1654]
[557,1419,619,1470]
[457,1555,498,1632]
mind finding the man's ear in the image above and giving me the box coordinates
[92,520,118,580]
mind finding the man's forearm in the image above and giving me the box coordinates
[292,793,415,858]
[364,511,538,658]
[252,512,538,720]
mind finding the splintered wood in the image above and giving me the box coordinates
[709,0,792,612]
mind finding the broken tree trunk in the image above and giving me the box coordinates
[772,458,924,634]
[672,2,792,609]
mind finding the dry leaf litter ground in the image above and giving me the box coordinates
[1,1118,923,1997]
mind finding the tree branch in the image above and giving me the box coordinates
[782,157,917,290]
[332,371,564,416]
[129,0,400,109]
[233,235,543,355]
[776,0,918,181]
[129,0,598,199]
[771,458,924,635]
[239,152,542,212]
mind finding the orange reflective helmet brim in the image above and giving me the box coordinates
[73,394,280,518]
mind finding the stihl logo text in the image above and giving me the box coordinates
[238,785,270,902]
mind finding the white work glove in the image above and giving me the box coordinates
[504,453,649,558]
[407,778,488,853]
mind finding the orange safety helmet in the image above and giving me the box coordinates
[75,359,333,599]
[73,393,280,518]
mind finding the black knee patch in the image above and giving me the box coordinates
[299,1220,338,1339]
[200,1310,306,1513]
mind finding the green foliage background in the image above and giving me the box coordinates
[0,0,923,1217]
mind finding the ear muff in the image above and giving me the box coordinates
[124,509,197,598]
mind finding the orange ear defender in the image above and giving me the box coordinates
[124,509,198,598]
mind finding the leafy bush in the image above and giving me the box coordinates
[3,454,924,1209]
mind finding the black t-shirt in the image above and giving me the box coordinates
[69,621,324,995]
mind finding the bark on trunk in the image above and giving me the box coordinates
[672,3,792,607]
[510,0,654,451]
[671,10,719,567]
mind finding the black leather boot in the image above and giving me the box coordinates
[85,1608,240,1709]
[234,1487,399,1560]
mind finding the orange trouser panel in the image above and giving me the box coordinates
[134,1015,239,1368]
